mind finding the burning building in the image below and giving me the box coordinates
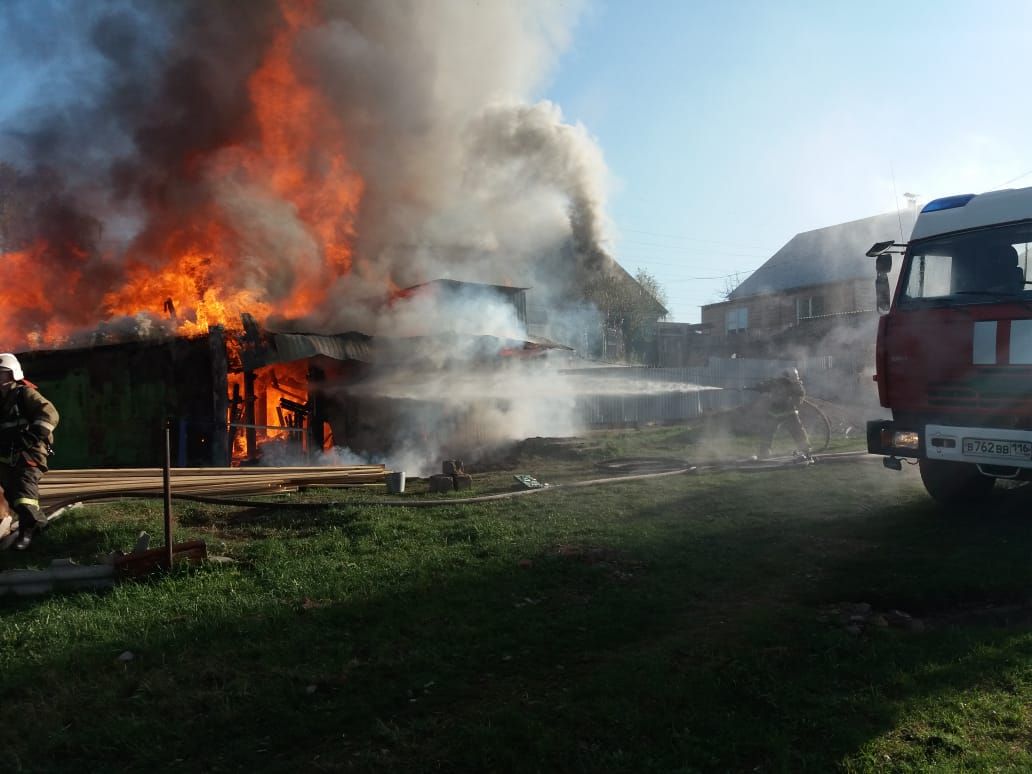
[0,1,654,472]
[15,277,571,471]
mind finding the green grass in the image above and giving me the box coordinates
[3,426,1032,772]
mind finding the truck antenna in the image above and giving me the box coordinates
[890,163,905,243]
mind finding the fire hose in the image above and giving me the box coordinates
[41,450,872,515]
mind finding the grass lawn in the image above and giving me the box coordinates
[3,425,1032,772]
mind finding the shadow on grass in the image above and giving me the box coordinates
[3,469,1032,770]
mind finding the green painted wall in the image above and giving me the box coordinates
[20,337,220,469]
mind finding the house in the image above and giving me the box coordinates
[16,279,571,469]
[700,212,911,362]
[18,331,233,468]
[524,258,668,362]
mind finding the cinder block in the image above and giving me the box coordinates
[442,459,465,475]
[453,473,472,491]
[428,474,455,493]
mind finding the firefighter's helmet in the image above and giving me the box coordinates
[0,353,24,381]
[782,367,800,382]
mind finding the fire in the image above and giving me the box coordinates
[228,359,313,464]
[249,0,363,282]
[103,218,274,337]
[0,0,365,350]
[0,242,60,344]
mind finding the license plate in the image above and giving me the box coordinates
[962,438,1032,459]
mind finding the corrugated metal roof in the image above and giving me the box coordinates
[270,332,374,364]
[730,212,913,300]
[371,333,570,364]
[399,278,529,296]
[258,330,568,368]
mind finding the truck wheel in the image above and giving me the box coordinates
[918,459,995,504]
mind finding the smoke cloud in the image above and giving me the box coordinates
[0,0,612,347]
[0,0,645,472]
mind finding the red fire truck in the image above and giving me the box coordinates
[867,186,1032,503]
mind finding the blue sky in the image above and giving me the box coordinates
[2,1,1029,327]
[544,0,1032,321]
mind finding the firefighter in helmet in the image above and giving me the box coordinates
[0,353,59,550]
[754,367,810,459]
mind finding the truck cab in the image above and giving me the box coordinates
[868,186,1032,503]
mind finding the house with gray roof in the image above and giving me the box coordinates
[699,211,912,359]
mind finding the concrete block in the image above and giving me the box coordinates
[442,459,464,475]
[428,474,455,493]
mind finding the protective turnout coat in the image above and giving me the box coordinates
[757,375,805,416]
[0,382,59,471]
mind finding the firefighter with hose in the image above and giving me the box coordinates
[750,367,811,461]
[0,353,59,550]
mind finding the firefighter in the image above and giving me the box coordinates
[0,353,59,550]
[753,367,810,460]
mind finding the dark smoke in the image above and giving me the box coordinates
[0,0,612,346]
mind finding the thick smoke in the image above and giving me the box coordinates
[0,0,609,345]
[2,0,637,472]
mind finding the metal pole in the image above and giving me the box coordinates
[163,420,173,570]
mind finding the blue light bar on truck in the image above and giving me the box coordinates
[921,194,976,213]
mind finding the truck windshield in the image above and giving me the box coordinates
[899,221,1032,306]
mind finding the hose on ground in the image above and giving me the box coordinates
[42,450,873,516]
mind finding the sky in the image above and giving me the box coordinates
[2,0,1030,329]
[543,0,1032,322]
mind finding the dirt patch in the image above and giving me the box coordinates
[820,596,1032,635]
[556,543,645,582]
[928,600,1032,629]
[517,437,608,460]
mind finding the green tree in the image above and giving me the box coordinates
[634,268,669,317]
[583,266,668,362]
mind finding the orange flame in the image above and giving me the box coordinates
[228,359,311,464]
[1,0,365,350]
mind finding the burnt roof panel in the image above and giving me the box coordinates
[270,332,374,364]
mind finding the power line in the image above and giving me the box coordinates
[989,169,1032,191]
[639,267,765,283]
[662,276,751,284]
[617,227,776,252]
[618,255,767,274]
[616,254,765,268]
[617,239,771,258]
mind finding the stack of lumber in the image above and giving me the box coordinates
[38,465,387,508]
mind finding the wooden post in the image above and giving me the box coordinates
[163,420,173,570]
[177,417,188,468]
[244,370,257,462]
[208,325,230,466]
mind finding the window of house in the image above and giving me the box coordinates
[796,295,825,320]
[725,307,748,332]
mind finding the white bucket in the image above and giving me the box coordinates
[386,471,406,494]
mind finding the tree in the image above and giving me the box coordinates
[582,266,669,362]
[720,271,743,300]
[634,268,669,319]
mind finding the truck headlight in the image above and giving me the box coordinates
[892,431,920,450]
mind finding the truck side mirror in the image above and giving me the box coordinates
[875,253,893,314]
[876,273,891,314]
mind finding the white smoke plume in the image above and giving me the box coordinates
[1,0,613,346]
[1,0,656,472]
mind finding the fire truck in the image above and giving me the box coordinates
[867,186,1032,503]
